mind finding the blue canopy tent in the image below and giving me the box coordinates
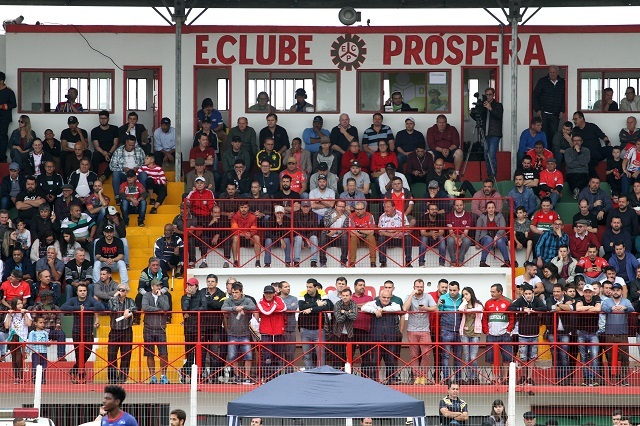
[227,366,426,425]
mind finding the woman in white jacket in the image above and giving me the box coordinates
[458,286,483,385]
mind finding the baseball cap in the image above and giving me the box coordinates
[195,176,206,182]
[9,162,19,171]
[161,117,171,125]
[232,135,242,142]
[317,174,327,181]
[274,205,285,213]
[405,117,416,124]
[126,169,137,178]
[186,278,199,286]
[104,224,115,232]
[61,184,73,190]
[583,284,595,292]
[428,180,439,189]
[201,117,212,124]
[107,206,117,216]
[351,161,361,167]
[263,285,276,293]
[301,200,311,207]
[546,157,556,163]
[612,282,623,290]
[523,412,536,419]
[313,115,323,123]
[575,219,590,226]
[67,116,79,124]
[385,162,397,169]
[317,162,328,171]
[195,157,205,166]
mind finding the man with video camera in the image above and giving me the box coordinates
[471,88,503,180]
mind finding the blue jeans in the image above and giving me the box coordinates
[264,237,291,265]
[440,330,461,381]
[300,327,324,368]
[293,235,319,263]
[479,235,510,263]
[419,235,446,264]
[227,335,252,362]
[112,171,148,197]
[577,330,599,380]
[548,333,570,381]
[377,235,412,265]
[485,333,513,364]
[518,336,538,362]
[65,283,95,301]
[121,199,147,224]
[93,260,128,285]
[49,328,67,359]
[94,238,130,266]
[484,136,500,177]
[460,335,480,380]
[548,191,560,207]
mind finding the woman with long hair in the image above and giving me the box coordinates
[540,262,566,302]
[58,229,81,264]
[458,286,483,384]
[487,399,508,426]
[4,297,33,383]
[9,114,36,168]
[1,228,17,260]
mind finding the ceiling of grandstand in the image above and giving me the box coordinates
[0,0,637,8]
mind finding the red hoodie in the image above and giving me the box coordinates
[257,295,287,335]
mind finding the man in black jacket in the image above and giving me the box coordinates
[533,65,566,143]
[199,273,227,383]
[36,160,64,205]
[180,278,204,382]
[0,162,25,211]
[298,278,333,369]
[545,284,576,385]
[479,87,503,179]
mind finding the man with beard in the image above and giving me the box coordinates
[15,175,46,227]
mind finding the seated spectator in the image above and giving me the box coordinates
[90,110,119,181]
[222,135,251,175]
[606,194,637,237]
[190,131,215,171]
[384,176,415,225]
[577,244,608,284]
[529,197,559,258]
[68,156,98,200]
[302,115,330,155]
[538,158,563,207]
[509,172,537,218]
[425,158,448,193]
[445,199,473,267]
[0,269,31,307]
[197,98,226,147]
[550,244,579,284]
[206,205,232,268]
[526,140,554,172]
[279,158,308,197]
[230,201,262,268]
[340,177,367,213]
[517,116,547,164]
[93,225,128,286]
[186,157,215,193]
[64,247,94,300]
[476,201,510,267]
[340,140,370,176]
[471,179,503,217]
[384,90,412,112]
[55,88,83,113]
[185,176,215,268]
[193,116,219,169]
[259,114,289,155]
[329,113,359,156]
[362,113,395,155]
[24,138,53,178]
[312,139,339,175]
[552,121,573,166]
[293,200,320,267]
[620,116,640,152]
[253,159,280,197]
[57,229,80,264]
[15,218,30,252]
[578,176,613,225]
[608,243,638,288]
[30,204,60,244]
[249,91,276,114]
[341,161,370,197]
[29,288,66,360]
[154,224,184,277]
[54,184,82,222]
[118,111,149,154]
[220,159,251,196]
[30,230,56,263]
[592,87,619,112]
[63,145,87,181]
[309,174,336,220]
[221,281,257,384]
[404,146,433,185]
[602,216,633,259]
[572,111,611,175]
[283,137,312,176]
[378,163,409,196]
[370,140,398,180]
[34,245,64,285]
[572,199,599,233]
[244,181,271,225]
[310,161,340,195]
[93,266,118,306]
[622,139,640,195]
[290,88,313,112]
[514,155,541,197]
[43,129,63,175]
[153,117,176,165]
[37,160,63,206]
[347,201,377,268]
[1,162,25,211]
[15,175,46,228]
[606,145,623,196]
[218,182,243,219]
[620,88,640,112]
[256,137,283,173]
[9,115,37,170]
[422,180,448,216]
[395,117,426,168]
[569,219,600,259]
[417,203,446,267]
[139,153,167,215]
[84,179,110,223]
[273,176,301,214]
[427,115,463,174]
[60,116,89,169]
[263,205,292,267]
[109,135,146,199]
[119,169,148,227]
[95,206,129,267]
[444,167,475,198]
[30,269,62,307]
[318,200,348,267]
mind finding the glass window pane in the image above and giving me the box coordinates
[388,72,427,112]
[316,73,338,112]
[359,72,381,111]
[426,72,448,112]
[20,72,43,112]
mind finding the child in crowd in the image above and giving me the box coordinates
[444,168,475,198]
[4,297,33,384]
[15,219,31,252]
[27,316,49,383]
[139,153,168,214]
[606,145,623,196]
[514,206,532,265]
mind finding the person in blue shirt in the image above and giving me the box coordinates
[97,385,138,426]
[601,282,635,385]
[518,116,548,164]
[438,280,464,383]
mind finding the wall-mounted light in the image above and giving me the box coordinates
[3,15,24,30]
[338,7,361,26]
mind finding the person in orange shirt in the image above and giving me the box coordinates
[231,200,262,268]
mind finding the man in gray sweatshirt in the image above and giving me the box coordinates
[222,282,257,384]
[142,279,171,384]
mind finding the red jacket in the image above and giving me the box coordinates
[482,296,514,335]
[426,123,460,152]
[186,188,215,217]
[257,295,287,335]
[341,150,370,175]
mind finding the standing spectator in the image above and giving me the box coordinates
[438,382,469,426]
[602,282,634,386]
[576,281,602,387]
[298,278,333,368]
[545,283,575,385]
[361,289,401,383]
[109,135,146,199]
[4,297,32,383]
[533,65,565,143]
[29,289,66,361]
[458,287,483,384]
[118,111,149,154]
[199,274,227,383]
[0,72,17,163]
[60,283,104,383]
[180,278,203,382]
[438,281,464,384]
[572,111,612,174]
[331,287,358,368]
[481,87,504,178]
[91,110,119,182]
[93,225,128,286]
[221,282,257,384]
[142,280,171,384]
[256,284,287,379]
[402,279,437,385]
[482,284,513,384]
[135,258,171,323]
[107,283,136,384]
[153,117,176,165]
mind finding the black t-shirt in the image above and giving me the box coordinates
[91,125,119,152]
[273,190,301,209]
[60,128,89,148]
[95,237,124,260]
[576,295,601,332]
[15,189,45,220]
[514,167,540,183]
[572,211,598,228]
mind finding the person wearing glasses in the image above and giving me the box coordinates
[249,91,276,113]
[107,281,136,384]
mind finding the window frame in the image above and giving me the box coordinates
[17,68,115,114]
[244,69,341,114]
[356,69,452,114]
[577,68,640,113]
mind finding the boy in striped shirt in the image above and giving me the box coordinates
[139,153,167,214]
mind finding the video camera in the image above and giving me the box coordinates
[469,92,487,126]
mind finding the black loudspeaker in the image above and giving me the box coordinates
[338,7,361,26]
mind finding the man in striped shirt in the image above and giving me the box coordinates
[139,153,167,214]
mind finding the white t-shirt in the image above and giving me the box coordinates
[515,274,542,288]
[75,171,91,198]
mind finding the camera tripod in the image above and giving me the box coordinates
[461,120,496,181]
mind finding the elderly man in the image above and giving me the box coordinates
[620,87,640,112]
[533,65,565,142]
[228,117,258,162]
[109,134,146,198]
[427,115,463,174]
[377,200,412,268]
[330,113,359,155]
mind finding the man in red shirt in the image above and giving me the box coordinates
[348,201,377,267]
[118,169,148,227]
[279,157,307,196]
[538,157,564,207]
[569,219,600,259]
[185,176,215,267]
[445,199,473,266]
[340,140,370,176]
[526,140,554,172]
[189,133,215,169]
[231,200,262,267]
[351,278,374,375]
[529,197,559,256]
[256,285,287,380]
[1,269,31,308]
[577,244,609,284]
[383,176,415,224]
[426,115,463,174]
